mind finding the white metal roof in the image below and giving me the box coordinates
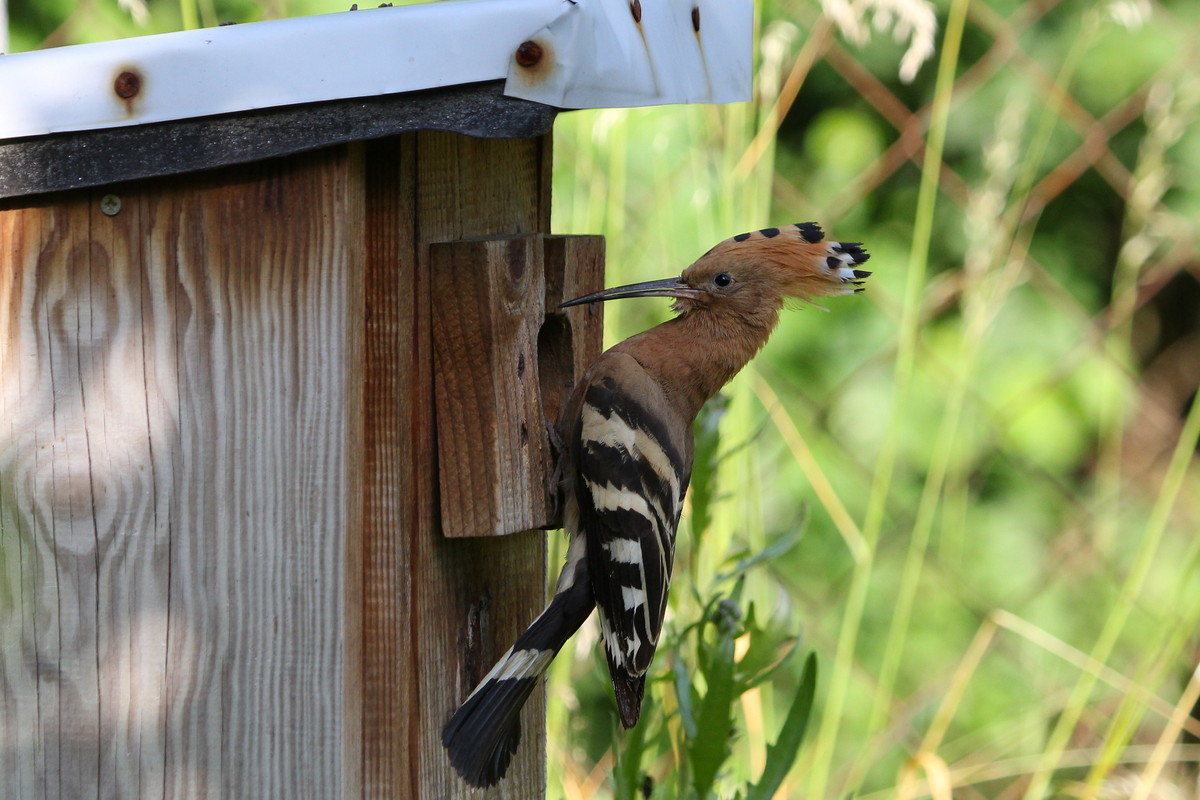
[0,0,751,141]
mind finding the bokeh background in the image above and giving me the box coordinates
[11,1,1200,797]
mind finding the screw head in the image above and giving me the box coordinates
[100,194,122,216]
[515,40,543,67]
[114,71,141,100]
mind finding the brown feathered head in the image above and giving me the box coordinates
[561,222,870,318]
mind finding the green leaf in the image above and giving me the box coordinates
[694,590,733,679]
[734,605,801,694]
[614,696,652,800]
[689,603,740,799]
[728,575,746,607]
[714,515,807,586]
[673,654,699,741]
[746,653,819,800]
[690,393,731,540]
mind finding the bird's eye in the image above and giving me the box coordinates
[713,272,733,288]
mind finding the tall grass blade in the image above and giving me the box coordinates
[746,653,818,800]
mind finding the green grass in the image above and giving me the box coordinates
[546,2,1200,798]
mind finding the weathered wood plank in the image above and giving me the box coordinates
[0,198,37,799]
[432,235,554,538]
[412,130,550,799]
[0,147,364,799]
[430,234,605,538]
[541,235,606,431]
[91,184,171,800]
[157,150,363,799]
[360,137,418,798]
[1,127,593,800]
[416,133,546,240]
[0,196,114,800]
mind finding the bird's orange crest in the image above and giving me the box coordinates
[679,222,871,313]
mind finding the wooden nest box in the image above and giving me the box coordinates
[0,1,750,796]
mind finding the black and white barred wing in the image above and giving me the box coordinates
[575,353,691,728]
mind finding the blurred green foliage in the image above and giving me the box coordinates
[548,1,1200,797]
[12,1,1200,797]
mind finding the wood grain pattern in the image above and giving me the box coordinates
[431,235,554,538]
[412,130,551,799]
[431,234,605,538]
[541,235,606,431]
[1,127,594,799]
[359,137,417,800]
[0,148,364,798]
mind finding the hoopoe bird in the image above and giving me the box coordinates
[442,222,871,787]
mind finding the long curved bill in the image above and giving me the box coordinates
[560,277,698,308]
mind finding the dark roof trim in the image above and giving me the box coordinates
[0,81,557,200]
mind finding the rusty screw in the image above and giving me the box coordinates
[515,40,543,68]
[114,71,141,100]
[692,6,700,32]
[630,0,642,23]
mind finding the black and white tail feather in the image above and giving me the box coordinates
[441,535,593,787]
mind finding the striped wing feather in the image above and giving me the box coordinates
[572,352,691,727]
